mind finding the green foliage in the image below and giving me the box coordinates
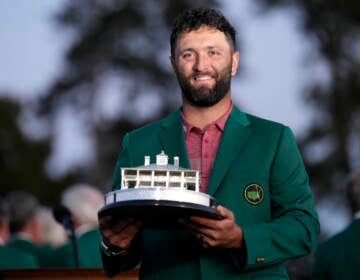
[0,98,73,205]
[254,0,360,278]
[1,0,220,202]
[36,0,218,186]
[256,0,360,196]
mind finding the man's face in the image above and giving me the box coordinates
[172,26,239,107]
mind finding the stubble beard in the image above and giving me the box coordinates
[176,65,232,108]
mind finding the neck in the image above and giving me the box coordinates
[76,223,96,236]
[182,95,231,130]
[18,219,41,244]
[13,232,32,241]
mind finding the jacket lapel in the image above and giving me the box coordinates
[207,107,252,196]
[157,107,252,195]
[159,109,190,168]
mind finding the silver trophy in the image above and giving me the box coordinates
[98,151,221,229]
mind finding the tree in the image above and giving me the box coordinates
[0,97,74,204]
[251,1,360,278]
[253,0,360,204]
[35,0,218,188]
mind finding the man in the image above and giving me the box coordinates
[99,8,320,279]
[6,191,54,268]
[0,196,39,269]
[37,206,67,248]
[53,183,104,267]
[312,170,360,279]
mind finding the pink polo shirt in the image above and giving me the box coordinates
[182,103,233,193]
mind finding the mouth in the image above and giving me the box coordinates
[192,74,214,86]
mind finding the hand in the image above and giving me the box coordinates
[179,205,244,249]
[99,215,143,250]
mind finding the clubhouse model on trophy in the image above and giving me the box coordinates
[98,151,221,229]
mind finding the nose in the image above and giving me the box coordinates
[194,53,210,72]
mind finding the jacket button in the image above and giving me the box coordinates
[256,257,265,263]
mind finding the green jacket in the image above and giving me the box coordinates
[52,228,102,268]
[102,107,320,279]
[0,245,39,269]
[312,218,360,279]
[8,238,54,268]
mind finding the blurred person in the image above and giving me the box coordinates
[313,169,360,279]
[6,191,54,267]
[99,8,320,279]
[37,206,67,248]
[0,195,39,269]
[53,183,104,267]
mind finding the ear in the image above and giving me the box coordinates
[231,51,240,76]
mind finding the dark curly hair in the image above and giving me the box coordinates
[170,8,237,57]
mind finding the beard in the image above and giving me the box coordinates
[175,64,232,107]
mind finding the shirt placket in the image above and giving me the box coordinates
[201,126,215,193]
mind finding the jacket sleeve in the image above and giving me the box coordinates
[102,133,143,276]
[312,244,329,280]
[112,133,132,190]
[101,232,142,277]
[237,126,320,269]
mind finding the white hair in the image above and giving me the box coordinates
[61,183,104,226]
[36,206,67,247]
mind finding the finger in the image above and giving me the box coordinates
[110,218,138,233]
[189,215,221,229]
[183,222,217,243]
[105,220,143,249]
[180,217,211,234]
[122,219,143,234]
[101,218,142,239]
[198,234,214,248]
[98,215,112,230]
[216,205,234,220]
[99,216,134,230]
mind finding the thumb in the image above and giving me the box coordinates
[216,205,232,219]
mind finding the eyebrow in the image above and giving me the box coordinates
[178,46,220,55]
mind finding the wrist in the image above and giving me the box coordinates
[100,240,128,257]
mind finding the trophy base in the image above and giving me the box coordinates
[98,199,221,230]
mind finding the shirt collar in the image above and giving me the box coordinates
[182,101,233,133]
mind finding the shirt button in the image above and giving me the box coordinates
[204,138,209,143]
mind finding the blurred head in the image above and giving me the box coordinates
[6,191,43,244]
[170,8,239,108]
[6,191,40,233]
[61,183,104,228]
[37,206,67,248]
[347,170,360,215]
